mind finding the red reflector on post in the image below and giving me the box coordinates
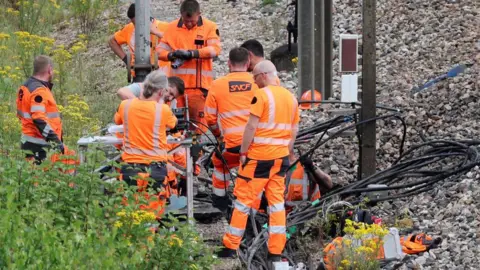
[339,34,359,73]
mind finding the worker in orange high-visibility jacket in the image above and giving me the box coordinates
[204,47,259,211]
[108,3,171,77]
[219,60,300,263]
[114,76,199,194]
[16,55,65,164]
[156,0,221,134]
[285,155,332,210]
[114,70,177,218]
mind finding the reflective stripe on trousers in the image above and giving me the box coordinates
[223,157,288,255]
[212,150,239,197]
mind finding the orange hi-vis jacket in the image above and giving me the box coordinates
[16,77,63,147]
[114,19,170,73]
[114,98,177,164]
[286,164,320,206]
[204,72,259,148]
[248,85,300,160]
[156,16,221,91]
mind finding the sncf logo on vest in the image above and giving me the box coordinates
[229,81,252,92]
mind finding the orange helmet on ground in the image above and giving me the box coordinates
[299,90,322,110]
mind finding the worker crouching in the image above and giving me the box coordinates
[286,155,332,210]
[114,70,178,219]
[219,60,300,265]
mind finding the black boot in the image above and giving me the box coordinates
[216,247,237,258]
[267,253,282,270]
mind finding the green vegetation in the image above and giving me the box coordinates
[0,1,218,268]
[0,149,217,269]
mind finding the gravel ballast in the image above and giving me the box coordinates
[124,0,480,269]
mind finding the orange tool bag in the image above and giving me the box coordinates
[400,233,442,254]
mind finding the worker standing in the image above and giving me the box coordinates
[114,70,177,218]
[109,3,170,78]
[240,39,265,72]
[219,60,300,264]
[286,155,332,209]
[156,0,221,134]
[16,55,64,164]
[204,47,259,210]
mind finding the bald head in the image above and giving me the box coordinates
[252,60,278,88]
[252,60,276,75]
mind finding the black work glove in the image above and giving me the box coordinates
[167,52,175,61]
[122,55,128,65]
[299,155,315,172]
[172,50,194,60]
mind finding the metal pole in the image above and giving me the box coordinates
[134,0,151,83]
[360,0,377,178]
[298,0,315,99]
[323,0,333,99]
[314,0,325,101]
[185,145,194,225]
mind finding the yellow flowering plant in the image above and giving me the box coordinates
[58,94,101,146]
[326,219,390,270]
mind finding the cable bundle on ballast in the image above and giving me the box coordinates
[240,120,480,269]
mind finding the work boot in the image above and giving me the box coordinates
[216,247,237,258]
[211,194,231,212]
[268,253,282,270]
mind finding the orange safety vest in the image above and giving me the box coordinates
[113,19,170,74]
[248,85,300,160]
[286,164,320,206]
[16,77,63,146]
[156,16,221,91]
[114,98,177,164]
[204,72,258,148]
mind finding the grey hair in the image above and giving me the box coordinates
[143,70,169,99]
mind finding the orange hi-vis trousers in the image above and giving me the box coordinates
[120,162,168,218]
[211,146,240,197]
[223,156,290,255]
[176,89,208,134]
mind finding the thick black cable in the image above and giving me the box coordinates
[241,139,480,268]
[185,120,233,201]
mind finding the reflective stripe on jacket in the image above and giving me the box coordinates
[285,165,320,206]
[156,16,221,91]
[114,98,177,164]
[248,85,300,160]
[16,77,62,146]
[204,72,258,148]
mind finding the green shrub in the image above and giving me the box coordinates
[0,148,218,269]
[68,0,119,35]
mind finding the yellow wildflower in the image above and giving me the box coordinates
[116,210,126,217]
[0,33,10,40]
[340,259,350,267]
[168,235,183,247]
[6,8,20,16]
[114,221,123,228]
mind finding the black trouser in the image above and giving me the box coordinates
[120,162,167,191]
[21,142,47,165]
